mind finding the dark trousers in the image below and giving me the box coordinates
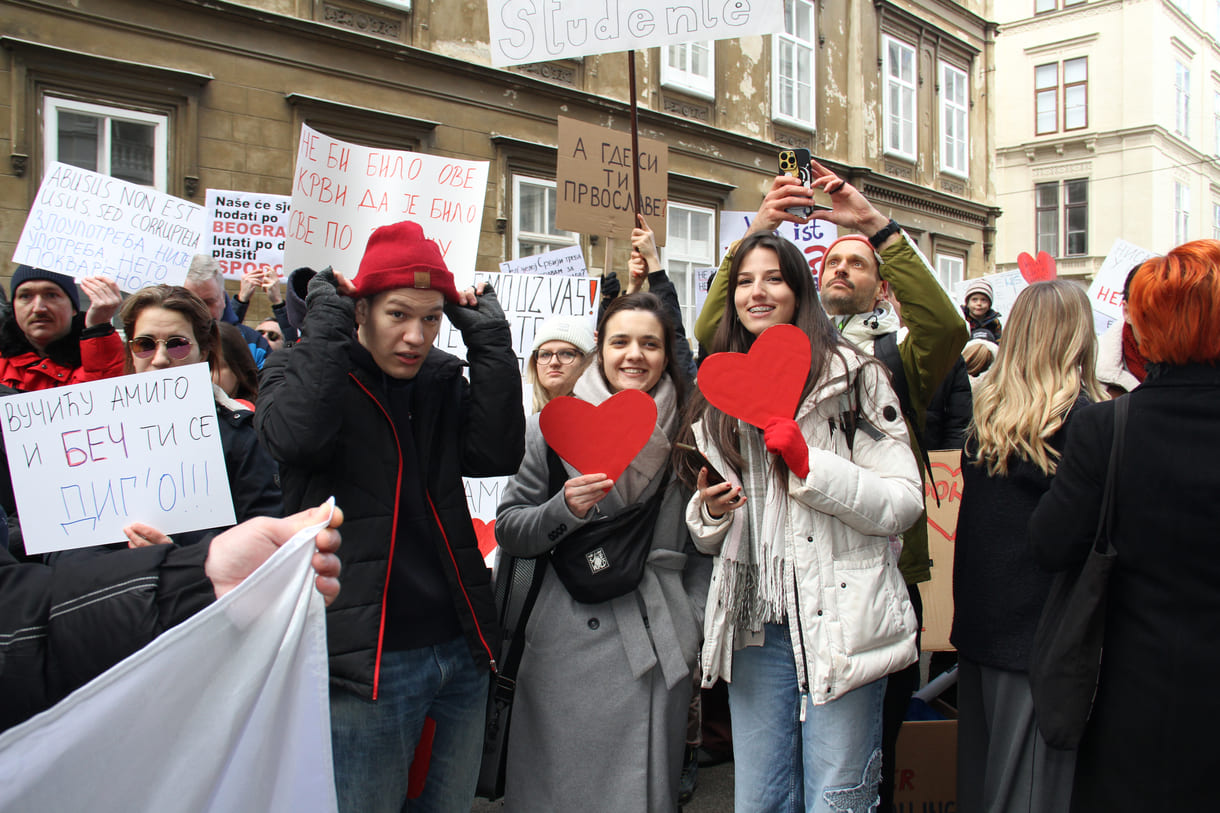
[879,584,923,812]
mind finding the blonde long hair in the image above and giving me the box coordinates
[971,280,1106,476]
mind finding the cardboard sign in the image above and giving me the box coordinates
[951,270,1027,329]
[894,719,957,813]
[1086,238,1156,335]
[499,244,588,276]
[918,449,964,652]
[284,124,488,286]
[698,324,810,429]
[12,162,203,292]
[719,210,838,277]
[540,389,657,481]
[487,0,786,66]
[2,364,235,554]
[205,189,292,282]
[556,117,668,242]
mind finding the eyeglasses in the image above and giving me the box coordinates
[128,336,194,360]
[536,349,582,365]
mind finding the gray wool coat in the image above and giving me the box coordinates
[495,415,712,813]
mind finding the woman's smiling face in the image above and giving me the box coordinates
[600,309,667,393]
[734,246,796,335]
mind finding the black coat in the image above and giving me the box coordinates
[256,284,525,699]
[1030,364,1220,811]
[924,356,973,451]
[0,541,213,731]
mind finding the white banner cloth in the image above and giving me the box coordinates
[0,510,337,813]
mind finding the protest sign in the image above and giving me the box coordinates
[12,162,202,292]
[0,509,336,813]
[693,265,717,320]
[951,270,1027,328]
[487,0,785,66]
[2,364,235,554]
[499,244,588,276]
[1086,238,1156,335]
[719,211,838,277]
[284,124,488,287]
[448,271,601,561]
[556,117,668,242]
[205,189,292,282]
[919,450,963,652]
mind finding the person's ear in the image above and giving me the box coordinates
[354,297,369,327]
[875,278,891,305]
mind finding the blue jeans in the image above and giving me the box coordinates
[728,623,886,813]
[329,638,488,813]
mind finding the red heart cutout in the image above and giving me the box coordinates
[472,518,497,560]
[539,389,657,481]
[1017,250,1057,284]
[697,323,811,429]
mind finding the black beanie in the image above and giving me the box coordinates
[10,266,81,312]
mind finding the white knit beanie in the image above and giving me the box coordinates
[531,315,595,355]
[963,278,993,306]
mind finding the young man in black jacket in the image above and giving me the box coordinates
[256,220,525,813]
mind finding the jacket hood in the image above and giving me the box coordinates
[835,303,901,352]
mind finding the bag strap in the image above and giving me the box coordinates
[1094,395,1129,556]
[496,555,546,685]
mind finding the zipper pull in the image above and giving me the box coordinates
[800,692,808,723]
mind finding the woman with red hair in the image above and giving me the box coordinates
[1029,238,1220,811]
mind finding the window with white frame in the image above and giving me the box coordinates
[1213,202,1220,239]
[665,203,716,335]
[43,96,168,190]
[1176,60,1192,138]
[940,62,969,177]
[934,254,965,292]
[1036,0,1088,11]
[772,0,815,128]
[884,35,917,160]
[511,176,578,259]
[1214,90,1220,154]
[663,42,714,100]
[1175,181,1191,244]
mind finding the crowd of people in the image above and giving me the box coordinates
[0,157,1217,813]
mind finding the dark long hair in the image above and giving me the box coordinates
[675,232,859,486]
[215,322,260,402]
[119,284,221,374]
[595,291,688,407]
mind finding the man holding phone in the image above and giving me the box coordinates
[695,160,966,812]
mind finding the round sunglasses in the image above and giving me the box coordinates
[128,336,195,360]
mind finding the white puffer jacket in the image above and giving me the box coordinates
[686,350,922,705]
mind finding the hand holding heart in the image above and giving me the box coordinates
[764,417,811,479]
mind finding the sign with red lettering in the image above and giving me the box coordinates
[1086,238,1156,335]
[719,210,838,278]
[284,125,488,286]
[487,0,785,67]
[12,162,203,293]
[1,364,235,555]
[918,450,964,652]
[204,190,291,283]
[556,116,668,242]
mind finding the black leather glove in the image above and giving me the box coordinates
[444,283,508,334]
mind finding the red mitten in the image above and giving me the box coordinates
[763,416,810,479]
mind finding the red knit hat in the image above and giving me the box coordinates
[352,221,460,303]
[821,234,882,275]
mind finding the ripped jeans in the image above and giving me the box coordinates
[728,623,886,813]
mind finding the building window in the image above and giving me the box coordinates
[1214,90,1220,154]
[666,203,716,335]
[1063,179,1088,256]
[1213,202,1220,239]
[1035,58,1087,135]
[1175,181,1191,245]
[1036,0,1087,11]
[883,35,917,160]
[934,254,965,292]
[663,41,714,100]
[772,0,815,128]
[512,176,578,259]
[43,96,168,190]
[1176,61,1191,138]
[940,62,969,177]
[1036,183,1059,256]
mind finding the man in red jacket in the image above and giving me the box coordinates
[0,266,124,391]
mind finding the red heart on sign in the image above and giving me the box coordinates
[540,389,657,482]
[697,323,811,429]
[924,461,964,542]
[472,518,497,560]
[1017,251,1057,284]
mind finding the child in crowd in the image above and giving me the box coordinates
[962,278,1003,341]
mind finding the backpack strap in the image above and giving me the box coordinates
[873,331,937,502]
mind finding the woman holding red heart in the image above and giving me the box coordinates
[494,292,711,812]
[681,231,923,813]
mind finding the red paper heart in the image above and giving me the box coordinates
[472,518,497,560]
[1017,250,1057,284]
[697,323,811,429]
[539,389,657,482]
